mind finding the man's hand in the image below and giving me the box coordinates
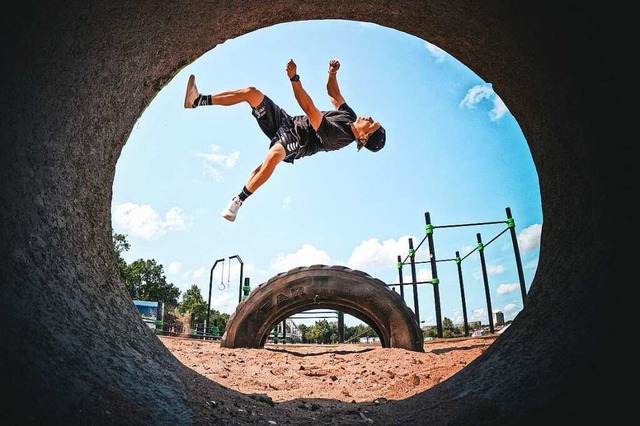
[286,59,297,79]
[328,59,340,74]
[326,59,344,109]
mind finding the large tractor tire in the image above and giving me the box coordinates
[220,265,424,352]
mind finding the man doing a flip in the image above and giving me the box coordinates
[184,59,386,222]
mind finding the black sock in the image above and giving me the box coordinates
[193,94,212,107]
[237,186,253,202]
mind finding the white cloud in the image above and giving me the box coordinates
[486,264,505,276]
[502,302,518,313]
[192,267,206,279]
[496,282,519,295]
[451,311,465,325]
[402,268,432,283]
[348,235,428,270]
[282,195,293,210]
[518,223,542,253]
[112,202,192,240]
[270,244,331,273]
[501,302,521,320]
[181,267,211,288]
[459,84,508,121]
[469,307,486,323]
[524,258,539,269]
[489,96,508,121]
[181,269,197,281]
[461,243,476,255]
[460,85,492,108]
[209,290,240,315]
[164,207,191,230]
[472,264,504,281]
[425,41,446,62]
[167,261,181,274]
[195,144,239,182]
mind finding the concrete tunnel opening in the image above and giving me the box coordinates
[0,2,614,425]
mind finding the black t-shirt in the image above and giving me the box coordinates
[289,103,357,159]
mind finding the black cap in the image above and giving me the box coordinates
[364,126,386,152]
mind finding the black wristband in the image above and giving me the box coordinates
[290,74,300,82]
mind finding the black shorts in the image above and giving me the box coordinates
[252,96,299,164]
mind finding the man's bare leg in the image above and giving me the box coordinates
[221,139,286,222]
[184,75,264,108]
[245,144,286,192]
[183,75,288,221]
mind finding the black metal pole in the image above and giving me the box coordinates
[506,207,527,308]
[206,258,225,332]
[228,254,244,303]
[408,238,420,325]
[397,255,404,299]
[338,311,344,343]
[425,212,443,338]
[455,251,470,337]
[477,233,495,334]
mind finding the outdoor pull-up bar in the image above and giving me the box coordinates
[390,207,528,338]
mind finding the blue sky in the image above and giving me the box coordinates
[112,20,542,328]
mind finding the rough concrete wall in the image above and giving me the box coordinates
[0,1,614,424]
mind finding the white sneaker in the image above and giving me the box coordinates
[221,197,243,222]
[184,74,199,109]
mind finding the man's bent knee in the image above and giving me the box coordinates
[246,145,285,192]
[244,87,264,107]
[265,144,286,166]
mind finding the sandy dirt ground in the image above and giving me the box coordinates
[159,335,497,405]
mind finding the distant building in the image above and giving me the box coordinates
[468,321,482,329]
[494,311,505,326]
[273,318,303,343]
[133,300,163,332]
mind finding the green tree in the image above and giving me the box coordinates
[297,324,309,343]
[208,309,230,334]
[442,317,463,338]
[327,321,339,344]
[306,322,325,343]
[179,285,208,325]
[112,231,130,281]
[303,320,341,344]
[112,232,181,306]
[345,323,374,343]
[424,326,438,339]
[124,259,180,305]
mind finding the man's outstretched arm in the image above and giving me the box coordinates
[286,59,323,130]
[326,59,346,109]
